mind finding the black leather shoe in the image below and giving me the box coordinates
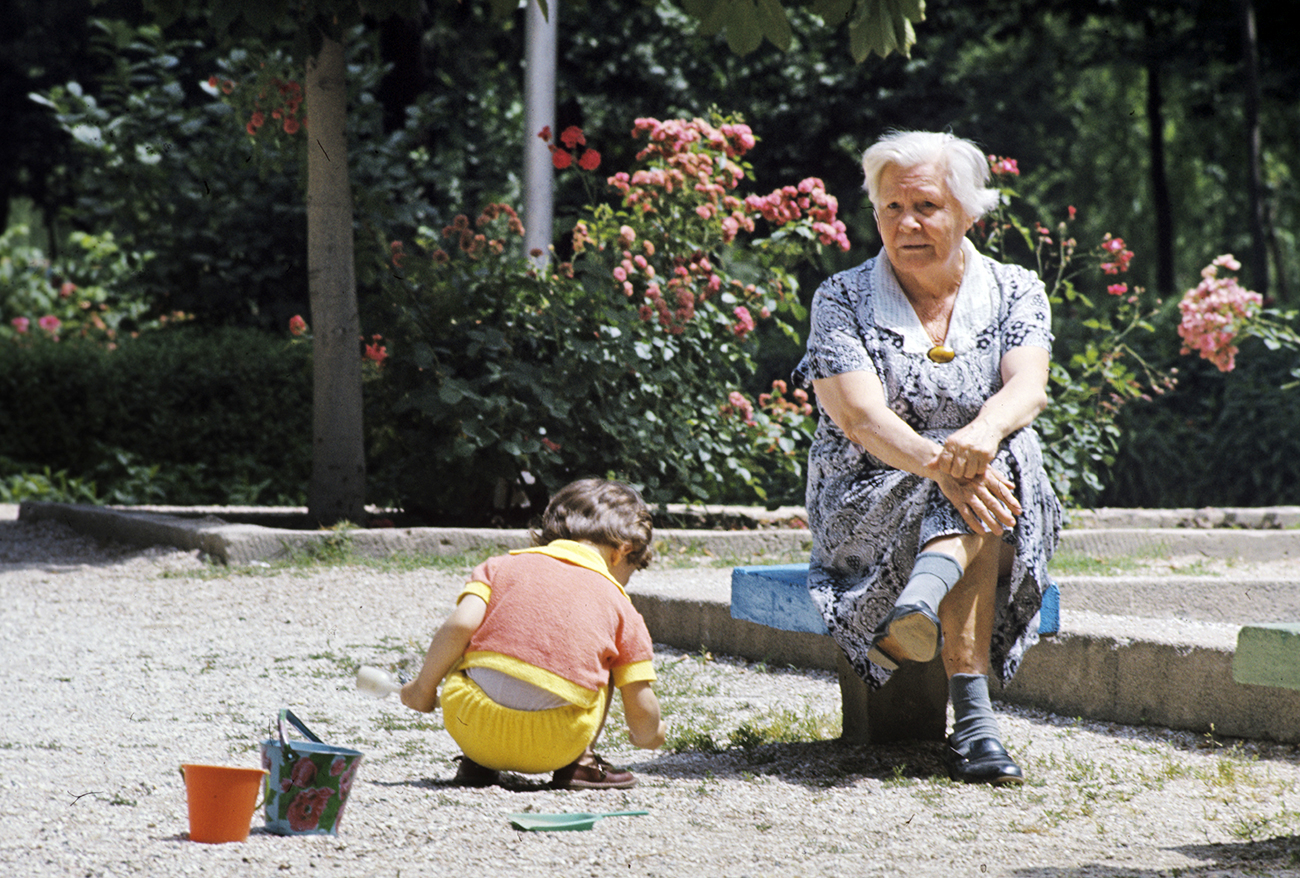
[866,603,942,670]
[945,737,1024,786]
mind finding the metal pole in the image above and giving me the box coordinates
[523,0,557,265]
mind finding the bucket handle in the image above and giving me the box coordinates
[276,708,324,760]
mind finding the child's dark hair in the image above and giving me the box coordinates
[536,479,654,569]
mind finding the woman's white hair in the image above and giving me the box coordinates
[861,130,1001,221]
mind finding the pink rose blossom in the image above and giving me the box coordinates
[1177,254,1261,372]
[364,342,388,366]
[988,155,1019,176]
[559,126,586,149]
[731,305,756,339]
[11,317,30,334]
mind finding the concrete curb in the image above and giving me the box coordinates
[1061,527,1300,561]
[21,502,1300,566]
[16,502,813,565]
[1001,612,1300,744]
[17,501,1300,744]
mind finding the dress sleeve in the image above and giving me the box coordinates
[998,263,1054,354]
[794,265,875,386]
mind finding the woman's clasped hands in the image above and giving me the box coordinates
[928,424,1021,535]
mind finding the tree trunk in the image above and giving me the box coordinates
[1238,0,1269,298]
[305,35,367,526]
[1144,22,1174,297]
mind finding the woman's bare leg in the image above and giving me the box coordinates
[930,533,1023,784]
[930,532,1008,676]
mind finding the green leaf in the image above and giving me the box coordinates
[756,0,793,52]
[812,0,856,24]
[725,0,765,56]
[684,0,728,37]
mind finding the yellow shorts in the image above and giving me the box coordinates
[440,670,607,774]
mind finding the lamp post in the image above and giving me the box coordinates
[523,0,557,266]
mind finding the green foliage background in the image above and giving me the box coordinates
[2,0,1298,511]
[0,327,312,505]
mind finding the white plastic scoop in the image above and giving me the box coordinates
[356,666,404,699]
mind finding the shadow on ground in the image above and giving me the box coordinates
[1007,835,1300,877]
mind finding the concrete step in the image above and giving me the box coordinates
[1055,574,1300,624]
[19,501,1300,566]
[1003,611,1300,745]
[1059,527,1300,562]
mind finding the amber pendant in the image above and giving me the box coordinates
[927,344,956,364]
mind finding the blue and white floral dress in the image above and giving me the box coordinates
[794,240,1062,689]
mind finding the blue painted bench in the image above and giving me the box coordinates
[730,563,1060,745]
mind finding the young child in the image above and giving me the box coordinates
[400,478,668,789]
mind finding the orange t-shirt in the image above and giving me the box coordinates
[457,541,656,709]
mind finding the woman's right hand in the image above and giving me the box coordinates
[934,465,1021,535]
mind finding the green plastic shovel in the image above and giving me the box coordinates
[507,809,649,832]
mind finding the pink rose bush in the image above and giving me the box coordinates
[206,60,308,147]
[975,155,1174,505]
[1177,255,1260,372]
[1177,254,1300,373]
[368,112,841,512]
[1,225,175,348]
[582,115,848,343]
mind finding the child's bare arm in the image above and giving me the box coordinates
[400,594,487,713]
[620,680,667,750]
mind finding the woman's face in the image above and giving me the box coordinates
[874,161,973,279]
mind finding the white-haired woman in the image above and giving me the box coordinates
[795,131,1061,785]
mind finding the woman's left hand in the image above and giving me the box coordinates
[935,466,1022,535]
[935,420,1002,480]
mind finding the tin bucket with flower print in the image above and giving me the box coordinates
[260,709,364,836]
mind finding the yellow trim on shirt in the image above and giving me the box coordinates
[612,660,656,690]
[458,651,602,709]
[508,539,631,599]
[460,580,492,605]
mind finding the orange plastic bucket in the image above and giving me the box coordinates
[181,764,269,843]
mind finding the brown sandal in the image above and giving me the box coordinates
[550,753,636,790]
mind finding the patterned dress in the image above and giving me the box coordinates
[794,241,1062,689]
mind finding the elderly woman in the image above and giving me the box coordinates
[795,131,1061,786]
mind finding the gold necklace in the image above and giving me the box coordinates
[926,332,955,364]
[923,252,963,363]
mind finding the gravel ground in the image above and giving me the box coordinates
[6,515,1300,878]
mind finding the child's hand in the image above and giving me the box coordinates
[400,680,438,713]
[629,719,667,751]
